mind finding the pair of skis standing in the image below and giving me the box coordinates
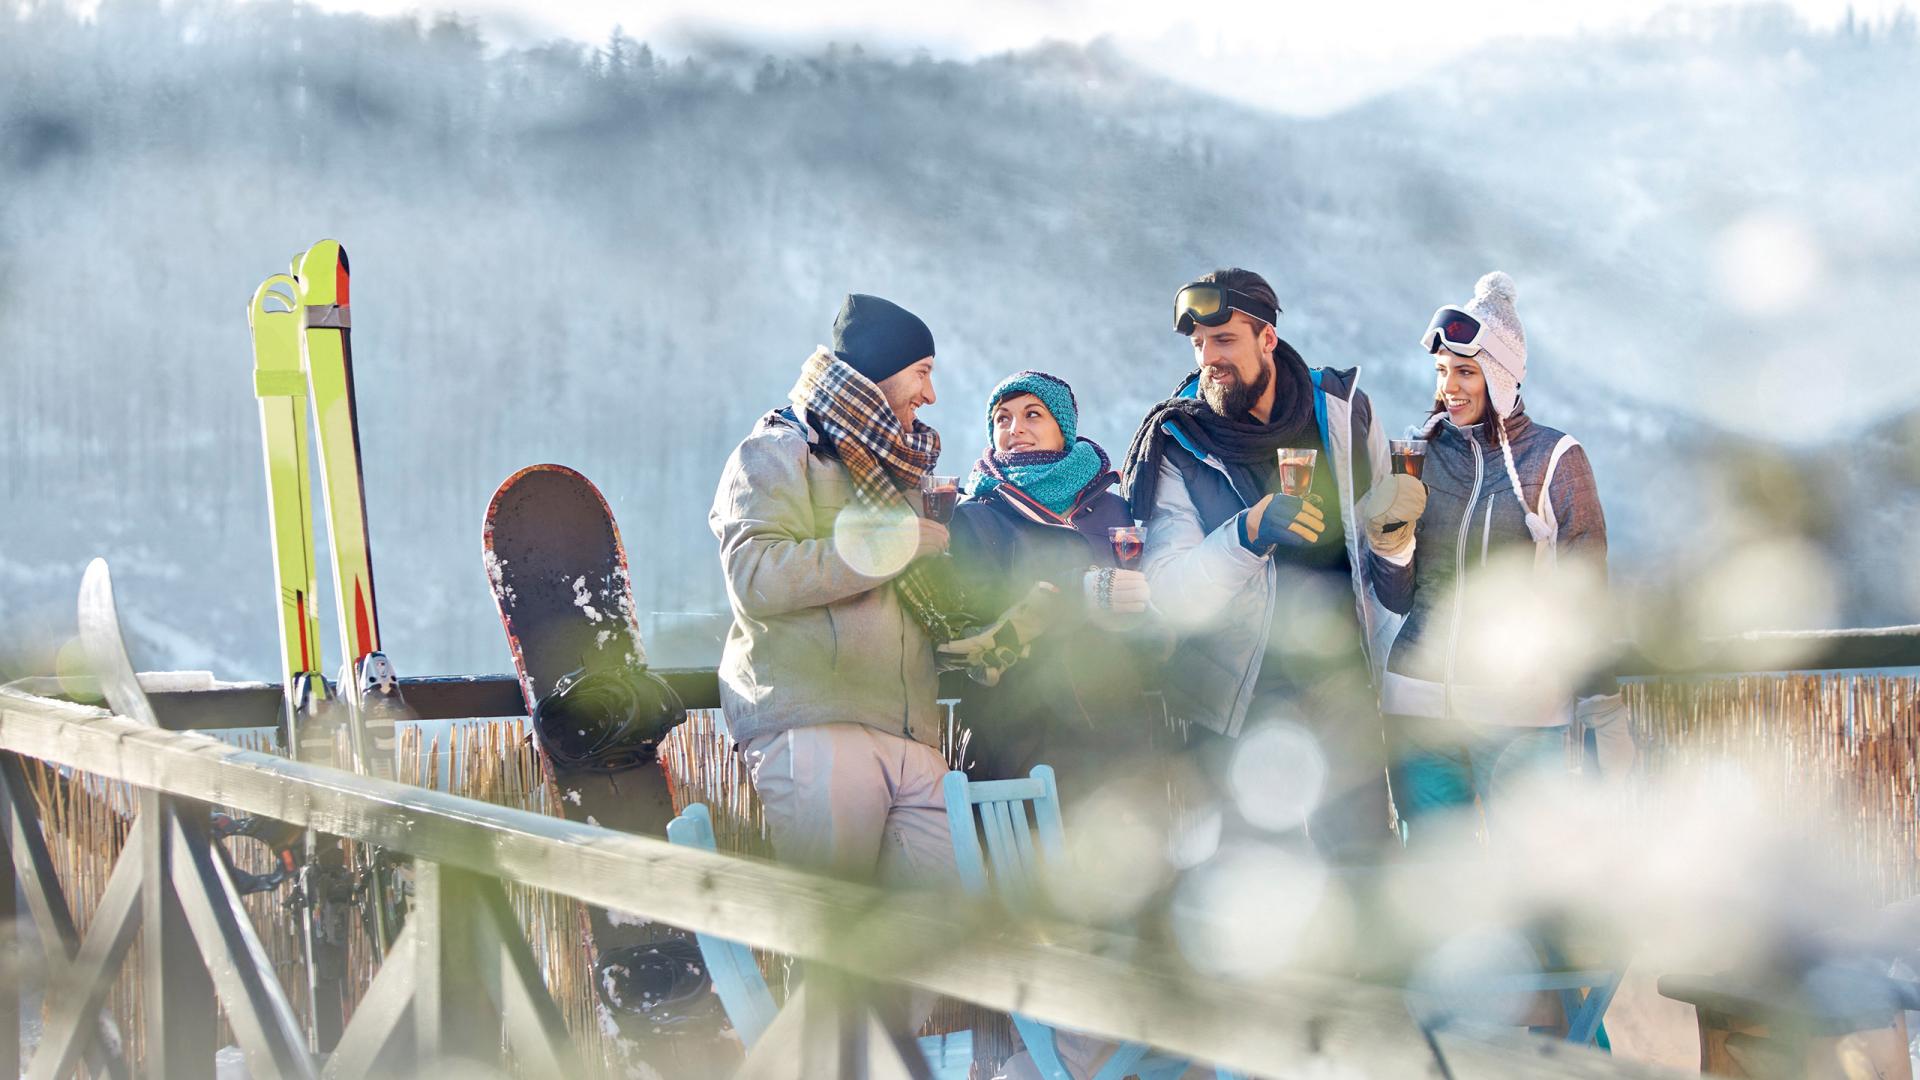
[246,240,411,1048]
[246,241,718,1060]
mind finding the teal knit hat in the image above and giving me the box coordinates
[985,370,1078,446]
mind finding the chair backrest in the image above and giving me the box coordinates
[941,765,1068,903]
[665,803,779,1047]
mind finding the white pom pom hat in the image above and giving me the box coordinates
[1457,270,1527,419]
[1422,271,1550,544]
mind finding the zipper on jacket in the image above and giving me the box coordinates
[1194,452,1278,735]
[900,619,912,738]
[1444,435,1485,720]
[1480,500,1494,568]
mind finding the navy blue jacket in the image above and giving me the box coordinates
[946,480,1158,784]
[1139,366,1395,737]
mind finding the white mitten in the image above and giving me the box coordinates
[1358,474,1427,557]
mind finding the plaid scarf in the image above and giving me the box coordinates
[789,348,969,642]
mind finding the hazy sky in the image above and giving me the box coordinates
[294,0,1907,112]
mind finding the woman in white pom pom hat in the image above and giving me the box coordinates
[1356,271,1630,843]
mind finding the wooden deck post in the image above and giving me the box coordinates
[141,795,217,1078]
[0,760,17,1080]
[410,861,501,1070]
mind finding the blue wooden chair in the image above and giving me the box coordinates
[664,803,780,1046]
[1407,940,1620,1050]
[943,765,1241,1080]
[1536,941,1622,1049]
[666,803,974,1076]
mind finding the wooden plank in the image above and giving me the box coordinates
[0,756,132,1080]
[1612,625,1920,676]
[16,616,1920,738]
[0,765,15,1080]
[408,862,499,1067]
[141,792,217,1077]
[320,928,417,1080]
[167,811,317,1080]
[1434,1028,1681,1079]
[79,563,218,1077]
[0,692,1678,1080]
[11,669,727,730]
[26,828,145,1080]
[2,756,82,954]
[473,870,582,1076]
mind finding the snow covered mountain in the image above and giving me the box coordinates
[2,2,1915,681]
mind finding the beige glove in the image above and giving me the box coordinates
[935,582,1064,686]
[1357,474,1427,557]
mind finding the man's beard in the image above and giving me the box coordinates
[1200,360,1272,420]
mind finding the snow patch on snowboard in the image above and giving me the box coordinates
[483,549,515,605]
[572,574,603,621]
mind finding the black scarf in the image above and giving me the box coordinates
[1121,337,1319,518]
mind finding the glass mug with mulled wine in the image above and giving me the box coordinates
[918,475,960,524]
[1389,439,1428,480]
[1107,524,1145,570]
[1274,448,1317,499]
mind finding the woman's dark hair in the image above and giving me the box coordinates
[1426,394,1519,449]
[1428,346,1515,448]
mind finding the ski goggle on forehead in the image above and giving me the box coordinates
[1423,307,1486,357]
[1174,283,1280,335]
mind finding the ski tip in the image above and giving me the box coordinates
[80,556,111,609]
[248,274,301,328]
[76,558,161,728]
[291,240,347,305]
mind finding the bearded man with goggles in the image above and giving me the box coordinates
[1119,267,1399,864]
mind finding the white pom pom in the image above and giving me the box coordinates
[1474,271,1517,305]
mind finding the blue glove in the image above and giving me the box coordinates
[1240,492,1327,553]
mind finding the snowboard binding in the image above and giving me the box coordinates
[210,811,306,896]
[532,665,685,773]
[595,937,724,1034]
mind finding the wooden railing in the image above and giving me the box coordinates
[0,681,1694,1078]
[9,558,1916,1077]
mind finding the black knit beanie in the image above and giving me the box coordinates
[831,293,935,384]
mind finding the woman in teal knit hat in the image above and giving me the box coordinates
[947,370,1164,796]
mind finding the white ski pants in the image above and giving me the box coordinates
[741,723,958,889]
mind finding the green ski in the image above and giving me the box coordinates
[287,239,407,985]
[293,239,404,786]
[248,274,330,753]
[250,269,359,1050]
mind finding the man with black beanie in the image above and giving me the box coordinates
[709,292,959,888]
[1121,268,1398,863]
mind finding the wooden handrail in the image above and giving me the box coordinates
[14,617,1918,735]
[0,686,1675,1078]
